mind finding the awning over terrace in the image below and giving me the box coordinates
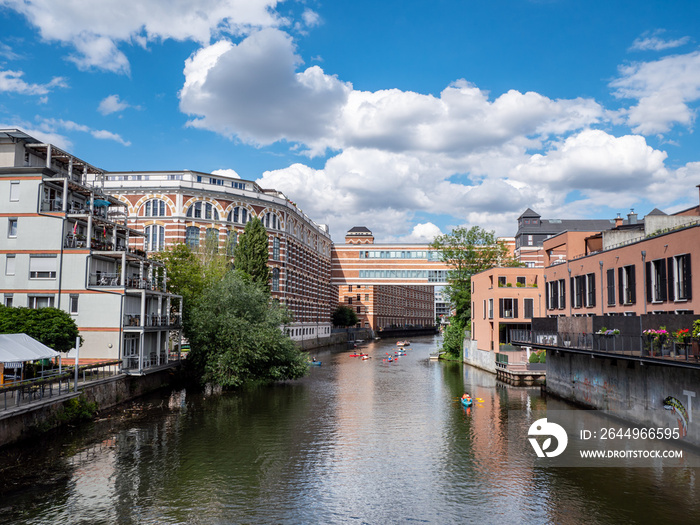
[0,334,60,366]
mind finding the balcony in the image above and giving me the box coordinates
[124,313,182,328]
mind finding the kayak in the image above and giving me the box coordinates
[309,361,322,366]
[396,341,411,347]
[461,397,473,408]
[361,355,371,360]
[349,353,368,357]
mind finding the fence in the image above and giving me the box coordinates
[0,361,121,414]
[510,329,700,363]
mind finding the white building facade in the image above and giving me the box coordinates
[0,130,182,372]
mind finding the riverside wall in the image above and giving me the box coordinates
[297,329,374,351]
[463,337,497,374]
[0,367,177,448]
[547,350,700,447]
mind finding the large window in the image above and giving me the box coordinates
[585,273,596,307]
[144,225,165,251]
[226,231,237,256]
[619,265,636,305]
[28,295,54,309]
[547,280,559,309]
[205,228,219,251]
[186,202,219,220]
[500,298,518,318]
[29,255,57,279]
[647,259,667,303]
[524,298,534,319]
[69,294,79,314]
[272,237,280,260]
[228,206,248,224]
[143,199,166,217]
[264,212,279,230]
[272,268,280,292]
[572,276,584,308]
[670,253,692,301]
[185,226,200,249]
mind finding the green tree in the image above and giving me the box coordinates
[233,217,271,291]
[0,306,81,352]
[431,226,521,322]
[332,305,359,327]
[187,271,308,387]
[442,317,465,358]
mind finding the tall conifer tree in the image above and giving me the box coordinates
[233,217,272,291]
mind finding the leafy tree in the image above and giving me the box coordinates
[233,217,271,291]
[442,317,466,358]
[332,305,359,327]
[0,306,81,352]
[187,271,308,387]
[431,226,521,323]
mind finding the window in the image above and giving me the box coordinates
[205,228,219,251]
[228,206,248,224]
[205,203,218,220]
[10,181,19,201]
[646,259,667,303]
[233,182,245,190]
[272,237,280,260]
[524,298,534,319]
[483,299,486,319]
[185,226,200,249]
[144,225,165,251]
[498,276,506,287]
[3,294,13,307]
[619,265,636,305]
[226,231,237,256]
[527,235,533,246]
[357,306,362,313]
[585,273,596,307]
[28,295,54,309]
[29,255,57,279]
[272,268,280,292]
[143,199,166,217]
[365,294,369,301]
[558,279,566,309]
[348,285,352,292]
[186,201,202,218]
[69,294,79,314]
[8,218,17,238]
[500,298,518,318]
[5,255,15,276]
[547,280,558,310]
[488,298,493,319]
[517,276,526,286]
[356,294,360,301]
[669,254,692,301]
[264,212,279,230]
[607,269,615,306]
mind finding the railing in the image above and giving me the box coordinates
[510,329,700,363]
[0,360,121,414]
[90,272,121,286]
[124,314,182,328]
[40,199,63,212]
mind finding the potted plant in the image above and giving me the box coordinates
[643,327,668,356]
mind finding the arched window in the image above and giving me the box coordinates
[228,206,248,224]
[185,226,199,249]
[144,225,165,251]
[143,199,166,217]
[272,268,280,292]
[205,228,218,252]
[226,230,237,256]
[272,237,280,260]
[186,201,219,220]
[264,212,279,230]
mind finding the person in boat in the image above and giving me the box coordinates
[312,357,316,362]
[462,393,471,402]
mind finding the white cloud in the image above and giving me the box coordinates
[98,94,131,115]
[39,118,131,146]
[396,223,443,243]
[1,0,283,73]
[302,9,321,28]
[611,51,700,134]
[630,31,691,52]
[212,168,241,178]
[180,29,352,146]
[0,69,66,96]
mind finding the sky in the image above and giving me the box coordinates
[1,0,700,243]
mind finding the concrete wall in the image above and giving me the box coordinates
[0,368,175,448]
[463,337,497,374]
[547,350,700,447]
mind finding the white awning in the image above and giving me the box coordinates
[0,334,60,363]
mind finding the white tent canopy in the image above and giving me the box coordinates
[0,333,60,367]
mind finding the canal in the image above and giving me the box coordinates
[1,335,699,524]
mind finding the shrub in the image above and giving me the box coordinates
[529,351,540,363]
[539,351,546,364]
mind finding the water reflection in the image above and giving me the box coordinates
[0,335,698,524]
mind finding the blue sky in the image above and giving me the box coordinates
[2,0,700,242]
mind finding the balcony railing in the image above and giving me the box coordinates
[510,329,700,364]
[124,314,182,328]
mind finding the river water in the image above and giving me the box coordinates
[1,335,699,524]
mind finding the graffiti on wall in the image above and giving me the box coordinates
[572,374,617,405]
[663,396,689,437]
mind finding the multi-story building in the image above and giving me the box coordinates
[333,227,440,331]
[98,170,334,341]
[0,129,181,371]
[470,267,544,351]
[543,202,700,318]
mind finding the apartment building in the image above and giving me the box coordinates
[98,170,334,341]
[0,130,181,371]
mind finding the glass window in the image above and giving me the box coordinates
[8,218,17,238]
[272,268,280,292]
[205,228,219,251]
[29,255,57,279]
[3,294,13,307]
[273,237,280,260]
[69,294,79,314]
[145,225,165,251]
[5,255,15,276]
[226,231,237,256]
[185,226,200,249]
[28,295,54,309]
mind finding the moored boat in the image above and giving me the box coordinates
[396,340,411,347]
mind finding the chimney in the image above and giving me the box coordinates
[614,213,623,228]
[627,208,637,225]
